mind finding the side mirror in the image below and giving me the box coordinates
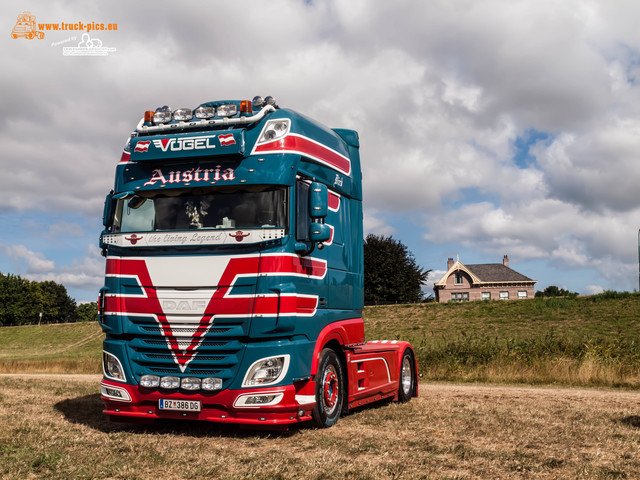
[310,222,331,243]
[309,182,328,219]
[102,191,114,227]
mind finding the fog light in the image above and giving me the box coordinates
[246,395,276,405]
[140,375,160,388]
[234,392,284,407]
[181,377,201,391]
[195,105,215,119]
[100,383,132,402]
[160,376,180,389]
[173,108,192,121]
[202,377,223,391]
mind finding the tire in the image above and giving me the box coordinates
[311,348,345,428]
[398,349,415,403]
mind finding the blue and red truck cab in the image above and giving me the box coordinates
[98,96,417,428]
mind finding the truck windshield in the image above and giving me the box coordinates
[113,186,287,233]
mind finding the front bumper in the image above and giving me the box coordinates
[101,378,316,426]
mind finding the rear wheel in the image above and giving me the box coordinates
[398,349,415,402]
[311,348,344,428]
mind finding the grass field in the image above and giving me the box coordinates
[1,376,639,479]
[1,293,640,388]
[0,322,102,374]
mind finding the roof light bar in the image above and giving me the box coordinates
[136,104,277,134]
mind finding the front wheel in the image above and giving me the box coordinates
[311,348,344,428]
[398,349,416,402]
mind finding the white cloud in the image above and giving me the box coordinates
[3,0,640,296]
[1,244,55,273]
[585,285,605,295]
[0,242,103,292]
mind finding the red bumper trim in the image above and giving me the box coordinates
[101,379,316,426]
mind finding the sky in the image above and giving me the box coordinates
[3,0,640,303]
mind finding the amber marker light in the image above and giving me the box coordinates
[240,100,252,114]
[144,110,154,123]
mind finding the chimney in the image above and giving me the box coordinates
[503,255,509,267]
[447,258,454,270]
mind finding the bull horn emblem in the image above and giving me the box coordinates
[229,231,250,242]
[125,234,143,245]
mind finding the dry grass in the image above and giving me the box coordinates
[1,375,639,479]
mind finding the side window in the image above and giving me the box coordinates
[296,181,310,242]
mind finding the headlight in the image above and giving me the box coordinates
[103,352,126,382]
[257,119,290,144]
[242,355,290,387]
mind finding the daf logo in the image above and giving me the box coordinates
[161,300,207,311]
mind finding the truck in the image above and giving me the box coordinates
[11,12,45,40]
[98,95,417,428]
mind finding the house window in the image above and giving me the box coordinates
[451,292,469,302]
[518,291,527,299]
[499,291,509,300]
[481,292,491,300]
[455,272,463,284]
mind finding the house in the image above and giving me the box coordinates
[433,255,536,302]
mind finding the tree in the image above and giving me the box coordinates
[535,285,578,298]
[0,272,79,325]
[363,234,430,304]
[75,302,98,322]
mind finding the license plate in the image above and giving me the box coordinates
[158,399,201,412]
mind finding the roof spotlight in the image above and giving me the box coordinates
[264,96,277,107]
[153,106,172,124]
[252,96,265,108]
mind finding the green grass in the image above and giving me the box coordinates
[0,322,103,374]
[2,293,640,387]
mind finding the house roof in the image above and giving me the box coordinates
[465,263,534,282]
[434,260,535,287]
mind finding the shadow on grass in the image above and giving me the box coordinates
[53,394,303,438]
[621,416,640,429]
